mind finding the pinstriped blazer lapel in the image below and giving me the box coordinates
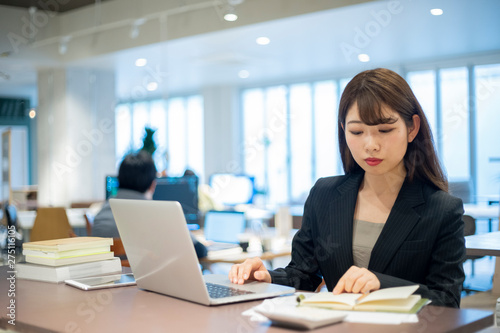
[328,173,364,273]
[369,179,425,272]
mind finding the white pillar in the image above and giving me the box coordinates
[37,68,116,206]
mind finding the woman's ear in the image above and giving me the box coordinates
[408,115,420,143]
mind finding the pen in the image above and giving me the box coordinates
[355,291,370,304]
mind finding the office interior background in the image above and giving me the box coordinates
[0,0,499,210]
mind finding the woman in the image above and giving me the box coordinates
[229,68,465,308]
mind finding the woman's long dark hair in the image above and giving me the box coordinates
[337,68,448,192]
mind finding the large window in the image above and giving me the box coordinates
[440,67,470,181]
[115,95,204,181]
[407,71,437,140]
[475,64,500,200]
[407,64,500,203]
[244,63,500,206]
[242,81,341,206]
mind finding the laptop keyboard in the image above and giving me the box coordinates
[206,283,255,299]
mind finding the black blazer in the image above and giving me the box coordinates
[269,172,466,308]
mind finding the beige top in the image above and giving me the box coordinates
[352,219,385,268]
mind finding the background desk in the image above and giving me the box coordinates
[463,203,499,233]
[0,266,493,333]
[466,231,500,295]
[17,208,88,229]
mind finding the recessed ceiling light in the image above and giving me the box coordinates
[358,54,370,62]
[238,70,250,79]
[146,82,158,91]
[256,37,270,45]
[135,58,147,67]
[29,108,36,118]
[430,8,443,16]
[224,13,238,21]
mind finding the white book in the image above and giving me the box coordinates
[25,252,114,266]
[23,246,111,259]
[15,257,122,283]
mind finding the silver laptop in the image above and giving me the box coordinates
[109,198,295,306]
[204,210,245,251]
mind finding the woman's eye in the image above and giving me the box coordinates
[349,131,362,135]
[379,128,394,133]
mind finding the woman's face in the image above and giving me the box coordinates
[344,102,419,177]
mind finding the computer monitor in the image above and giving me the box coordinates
[208,173,255,206]
[153,176,199,225]
[105,175,119,199]
[105,175,199,225]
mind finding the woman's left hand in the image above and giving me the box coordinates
[332,266,380,294]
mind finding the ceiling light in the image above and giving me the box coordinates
[135,58,147,67]
[224,11,238,22]
[29,108,36,119]
[358,54,370,62]
[222,0,243,22]
[238,70,250,79]
[430,8,443,16]
[256,37,270,45]
[147,82,158,91]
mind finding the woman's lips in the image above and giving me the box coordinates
[365,158,382,166]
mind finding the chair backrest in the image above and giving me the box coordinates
[463,214,476,236]
[111,238,129,267]
[30,207,76,242]
[83,213,93,236]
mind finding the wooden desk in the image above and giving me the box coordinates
[0,266,494,332]
[17,208,88,229]
[466,231,500,295]
[202,248,291,265]
[198,229,295,267]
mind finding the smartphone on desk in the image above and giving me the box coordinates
[65,273,136,290]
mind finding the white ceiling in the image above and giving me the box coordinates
[1,0,500,102]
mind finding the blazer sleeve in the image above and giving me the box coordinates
[268,184,323,291]
[374,193,466,308]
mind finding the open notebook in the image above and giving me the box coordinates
[109,199,295,305]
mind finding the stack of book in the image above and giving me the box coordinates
[16,237,122,283]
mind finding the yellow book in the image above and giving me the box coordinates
[299,285,426,313]
[22,237,113,252]
[25,251,115,266]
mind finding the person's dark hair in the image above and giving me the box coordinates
[118,151,157,193]
[337,68,448,192]
[183,169,196,177]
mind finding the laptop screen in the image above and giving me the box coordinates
[203,211,246,244]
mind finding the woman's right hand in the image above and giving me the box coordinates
[228,258,271,285]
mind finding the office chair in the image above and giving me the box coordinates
[463,214,483,276]
[30,207,76,242]
[462,214,485,294]
[2,203,24,252]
